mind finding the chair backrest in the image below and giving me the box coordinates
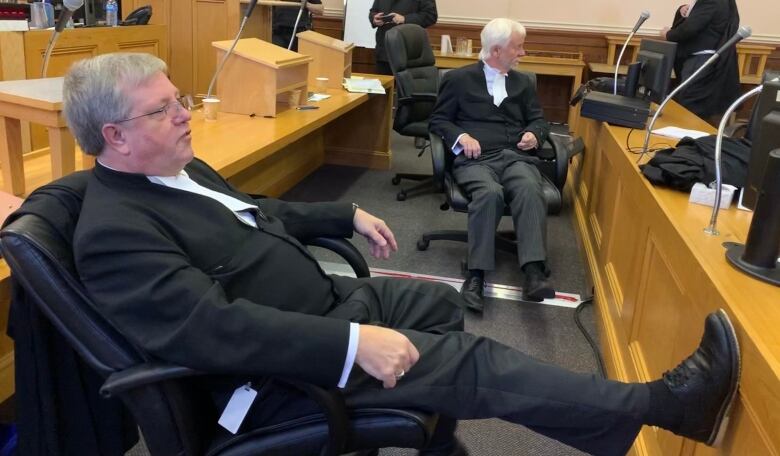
[385,24,439,138]
[1,175,214,455]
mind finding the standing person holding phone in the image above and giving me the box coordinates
[369,0,438,75]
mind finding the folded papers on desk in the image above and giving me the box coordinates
[343,78,386,94]
[651,126,710,140]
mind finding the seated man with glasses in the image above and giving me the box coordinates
[58,52,741,456]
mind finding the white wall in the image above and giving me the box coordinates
[327,0,778,43]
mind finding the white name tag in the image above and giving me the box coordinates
[218,383,258,434]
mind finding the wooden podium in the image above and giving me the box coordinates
[296,31,354,90]
[212,38,312,118]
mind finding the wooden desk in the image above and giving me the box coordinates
[434,50,585,129]
[570,104,780,455]
[0,78,74,196]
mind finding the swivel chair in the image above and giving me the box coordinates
[385,24,440,201]
[0,171,438,456]
[417,72,581,256]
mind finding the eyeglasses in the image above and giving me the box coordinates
[115,95,192,123]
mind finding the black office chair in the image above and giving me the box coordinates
[0,172,438,456]
[417,78,581,255]
[385,24,440,201]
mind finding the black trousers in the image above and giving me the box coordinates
[238,277,648,455]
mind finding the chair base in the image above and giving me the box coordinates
[417,229,517,254]
[392,174,439,201]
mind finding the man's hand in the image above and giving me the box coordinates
[391,13,405,24]
[372,12,387,26]
[660,26,671,39]
[679,4,690,17]
[517,132,538,151]
[353,208,398,259]
[460,134,482,159]
[355,325,419,388]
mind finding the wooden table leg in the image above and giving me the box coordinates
[0,116,25,196]
[568,69,583,133]
[47,126,75,179]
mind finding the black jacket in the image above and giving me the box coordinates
[369,0,437,63]
[74,159,360,387]
[429,61,550,155]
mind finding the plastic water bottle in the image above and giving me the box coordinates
[105,0,118,27]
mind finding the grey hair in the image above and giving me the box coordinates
[63,53,167,156]
[479,18,527,60]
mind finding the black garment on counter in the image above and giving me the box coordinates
[640,135,751,191]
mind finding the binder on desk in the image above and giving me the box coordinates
[343,78,385,94]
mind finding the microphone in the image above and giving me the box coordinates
[41,0,84,77]
[614,11,651,95]
[638,25,752,159]
[206,0,260,99]
[714,25,752,57]
[244,0,259,20]
[55,0,84,33]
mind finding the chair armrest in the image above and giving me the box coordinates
[305,237,370,278]
[100,362,203,398]
[724,121,748,138]
[102,364,350,455]
[428,133,448,186]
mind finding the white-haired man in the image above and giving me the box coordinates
[430,18,552,311]
[60,52,740,456]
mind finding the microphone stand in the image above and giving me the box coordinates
[637,52,721,163]
[206,12,253,99]
[41,30,62,78]
[288,0,308,50]
[613,33,637,95]
[703,85,762,235]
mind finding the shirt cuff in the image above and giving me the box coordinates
[452,133,466,155]
[337,322,360,388]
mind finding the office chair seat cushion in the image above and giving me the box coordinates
[445,173,561,215]
[397,120,430,139]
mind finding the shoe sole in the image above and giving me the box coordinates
[707,309,741,447]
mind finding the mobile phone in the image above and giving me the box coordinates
[379,13,395,23]
[296,105,320,111]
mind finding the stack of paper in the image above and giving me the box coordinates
[343,78,385,94]
[651,126,710,140]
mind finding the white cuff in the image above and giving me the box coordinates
[452,133,466,155]
[337,323,360,388]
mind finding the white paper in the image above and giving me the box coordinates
[308,93,331,102]
[343,78,386,94]
[650,126,710,140]
[218,384,258,434]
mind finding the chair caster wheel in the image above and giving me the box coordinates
[396,192,407,201]
[417,239,429,251]
[391,176,401,185]
[440,202,450,211]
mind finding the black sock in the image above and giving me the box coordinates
[468,269,484,279]
[522,261,545,277]
[644,380,684,431]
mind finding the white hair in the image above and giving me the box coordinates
[479,18,527,60]
[63,53,168,156]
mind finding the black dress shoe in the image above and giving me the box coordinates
[664,309,741,446]
[522,271,555,302]
[459,276,484,313]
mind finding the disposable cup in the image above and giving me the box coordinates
[203,97,220,121]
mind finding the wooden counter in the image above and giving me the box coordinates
[570,104,780,455]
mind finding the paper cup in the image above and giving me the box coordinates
[315,77,329,93]
[203,97,220,121]
[287,89,302,108]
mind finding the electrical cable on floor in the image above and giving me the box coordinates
[573,297,607,378]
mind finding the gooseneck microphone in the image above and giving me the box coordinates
[288,0,309,50]
[206,0,259,99]
[614,11,650,95]
[639,25,752,161]
[41,0,84,78]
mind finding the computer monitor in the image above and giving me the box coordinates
[635,39,677,105]
[743,74,780,209]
